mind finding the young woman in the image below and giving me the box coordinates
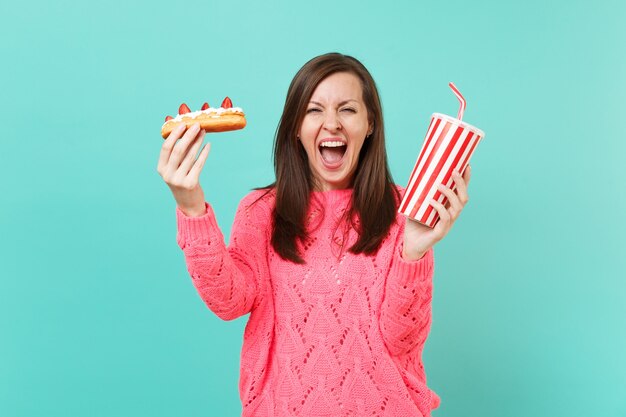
[157,53,471,417]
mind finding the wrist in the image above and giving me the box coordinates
[401,245,426,262]
[178,203,207,217]
[172,187,206,217]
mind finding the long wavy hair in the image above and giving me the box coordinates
[268,52,400,263]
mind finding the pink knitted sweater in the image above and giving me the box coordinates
[176,188,440,417]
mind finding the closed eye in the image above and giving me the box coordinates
[306,108,322,114]
[341,107,357,113]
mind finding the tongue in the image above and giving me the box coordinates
[320,146,345,164]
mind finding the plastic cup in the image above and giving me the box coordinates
[398,113,485,227]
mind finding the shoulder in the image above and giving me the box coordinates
[237,187,276,217]
[230,188,276,239]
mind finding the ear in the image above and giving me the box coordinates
[367,123,374,136]
[296,126,302,141]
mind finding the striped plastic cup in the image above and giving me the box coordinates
[398,113,485,227]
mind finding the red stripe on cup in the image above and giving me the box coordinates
[421,130,475,222]
[406,123,463,219]
[399,118,438,213]
[400,119,441,213]
[401,121,452,214]
[424,133,480,226]
[408,125,465,218]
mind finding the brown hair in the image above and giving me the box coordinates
[268,52,400,263]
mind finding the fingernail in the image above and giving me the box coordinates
[176,124,186,133]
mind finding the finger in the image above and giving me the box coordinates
[157,124,187,175]
[178,129,206,175]
[166,123,201,171]
[436,183,462,218]
[451,170,469,205]
[459,165,472,190]
[430,198,452,233]
[187,141,212,181]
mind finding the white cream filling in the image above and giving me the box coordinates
[162,107,244,127]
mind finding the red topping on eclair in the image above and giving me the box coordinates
[221,97,233,108]
[178,103,191,114]
[165,115,173,122]
[201,102,210,110]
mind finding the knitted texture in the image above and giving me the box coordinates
[176,188,440,417]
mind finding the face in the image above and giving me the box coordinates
[298,72,373,191]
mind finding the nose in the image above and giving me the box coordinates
[323,112,342,132]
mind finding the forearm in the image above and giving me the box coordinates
[379,248,434,356]
[177,203,257,320]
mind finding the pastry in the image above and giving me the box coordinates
[161,97,246,138]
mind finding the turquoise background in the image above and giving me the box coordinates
[1,0,625,416]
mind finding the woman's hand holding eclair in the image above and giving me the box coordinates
[157,122,210,217]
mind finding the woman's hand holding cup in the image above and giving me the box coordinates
[402,166,471,261]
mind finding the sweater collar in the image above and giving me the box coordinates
[310,188,353,204]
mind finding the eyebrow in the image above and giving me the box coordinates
[308,100,359,106]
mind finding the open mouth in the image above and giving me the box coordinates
[319,140,347,166]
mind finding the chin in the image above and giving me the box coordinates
[313,167,354,190]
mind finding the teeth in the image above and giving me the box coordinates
[320,141,345,148]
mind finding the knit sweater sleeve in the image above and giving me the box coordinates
[175,192,271,321]
[379,229,435,357]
